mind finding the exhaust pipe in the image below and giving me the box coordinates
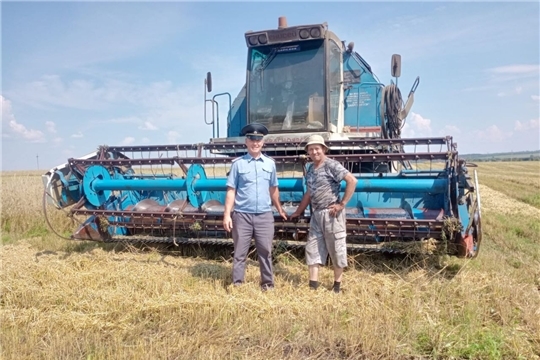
[278,16,287,29]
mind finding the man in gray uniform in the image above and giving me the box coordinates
[291,135,358,293]
[223,123,288,291]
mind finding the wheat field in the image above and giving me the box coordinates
[1,162,539,359]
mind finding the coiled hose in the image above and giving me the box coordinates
[381,84,405,139]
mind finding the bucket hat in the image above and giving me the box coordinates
[304,134,328,150]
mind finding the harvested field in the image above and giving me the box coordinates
[1,162,540,359]
[476,161,540,208]
[479,183,540,218]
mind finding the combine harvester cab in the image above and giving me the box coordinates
[43,17,482,258]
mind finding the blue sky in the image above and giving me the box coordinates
[2,1,539,171]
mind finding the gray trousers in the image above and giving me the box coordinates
[305,208,348,268]
[232,211,274,286]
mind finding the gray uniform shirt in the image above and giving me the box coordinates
[306,158,349,211]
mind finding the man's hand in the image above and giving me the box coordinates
[278,208,288,221]
[223,214,233,232]
[328,203,345,217]
[290,210,302,219]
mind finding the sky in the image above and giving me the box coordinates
[1,1,539,171]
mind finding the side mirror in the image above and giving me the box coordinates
[205,72,212,93]
[391,54,401,78]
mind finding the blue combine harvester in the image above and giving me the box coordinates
[43,17,482,257]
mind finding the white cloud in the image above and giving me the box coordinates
[7,76,206,132]
[532,95,540,102]
[498,87,525,97]
[475,125,511,142]
[462,85,495,93]
[53,137,63,144]
[4,52,245,149]
[1,96,16,124]
[106,116,141,124]
[61,145,77,157]
[9,120,46,142]
[10,75,104,110]
[514,119,539,132]
[411,114,432,132]
[486,64,540,88]
[166,130,179,143]
[2,96,46,142]
[138,121,158,130]
[2,96,15,139]
[401,112,432,138]
[488,64,540,75]
[440,125,461,135]
[71,132,84,138]
[120,136,135,145]
[141,137,150,143]
[45,121,57,133]
[9,75,186,111]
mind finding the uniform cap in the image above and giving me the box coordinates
[304,134,327,150]
[240,123,269,138]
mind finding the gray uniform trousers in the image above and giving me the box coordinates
[231,211,274,286]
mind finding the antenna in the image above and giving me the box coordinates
[36,154,40,170]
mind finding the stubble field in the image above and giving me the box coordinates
[1,161,539,359]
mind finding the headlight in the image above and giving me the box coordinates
[248,35,258,46]
[258,34,268,45]
[310,27,321,38]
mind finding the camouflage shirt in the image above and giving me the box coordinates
[306,158,349,210]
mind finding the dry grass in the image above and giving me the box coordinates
[1,171,74,242]
[479,184,540,218]
[2,242,539,360]
[1,163,540,359]
[475,161,540,208]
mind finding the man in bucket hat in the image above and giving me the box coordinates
[224,123,288,291]
[291,134,357,293]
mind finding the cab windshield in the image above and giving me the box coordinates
[247,40,325,132]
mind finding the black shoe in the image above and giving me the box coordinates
[309,280,319,290]
[332,281,341,293]
[261,284,274,292]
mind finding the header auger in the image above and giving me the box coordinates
[43,17,482,257]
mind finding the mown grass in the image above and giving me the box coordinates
[1,163,539,359]
[475,162,540,208]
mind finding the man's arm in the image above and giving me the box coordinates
[268,161,287,220]
[328,173,357,217]
[290,190,311,219]
[223,160,240,232]
[340,173,358,206]
[223,187,236,232]
[270,186,287,220]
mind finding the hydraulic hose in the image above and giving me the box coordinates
[382,83,404,139]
